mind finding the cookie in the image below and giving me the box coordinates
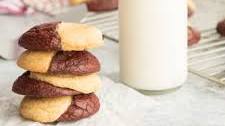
[12,72,81,97]
[217,19,225,36]
[188,0,196,18]
[29,72,101,94]
[87,0,118,12]
[20,94,100,123]
[13,71,101,95]
[19,22,104,51]
[17,50,100,75]
[188,26,201,46]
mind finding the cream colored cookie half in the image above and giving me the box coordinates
[20,96,72,123]
[69,0,88,5]
[188,0,196,14]
[29,72,101,94]
[17,51,55,73]
[57,22,104,51]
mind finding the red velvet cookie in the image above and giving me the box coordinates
[217,19,225,36]
[87,0,118,12]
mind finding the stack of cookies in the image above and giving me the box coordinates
[12,22,104,123]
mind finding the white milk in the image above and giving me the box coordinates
[119,0,187,91]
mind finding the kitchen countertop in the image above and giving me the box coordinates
[1,0,225,126]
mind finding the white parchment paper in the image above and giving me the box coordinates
[0,75,158,126]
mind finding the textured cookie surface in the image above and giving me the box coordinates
[29,72,101,94]
[58,94,100,121]
[17,50,100,75]
[19,22,62,51]
[20,94,100,123]
[217,19,225,36]
[20,96,72,123]
[19,22,103,51]
[12,72,81,97]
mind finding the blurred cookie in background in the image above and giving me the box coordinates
[188,0,196,18]
[87,0,118,12]
[188,26,201,46]
[217,19,225,36]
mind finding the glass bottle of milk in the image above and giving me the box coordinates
[119,0,187,92]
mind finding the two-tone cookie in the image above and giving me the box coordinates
[13,71,101,97]
[19,22,104,51]
[20,94,100,123]
[12,72,81,97]
[17,50,100,75]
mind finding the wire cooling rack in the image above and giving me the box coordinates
[82,10,225,85]
[188,29,225,84]
[81,11,119,41]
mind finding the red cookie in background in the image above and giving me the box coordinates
[87,0,118,12]
[217,19,225,36]
[188,26,201,46]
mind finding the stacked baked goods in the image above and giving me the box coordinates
[188,0,201,46]
[12,22,104,123]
